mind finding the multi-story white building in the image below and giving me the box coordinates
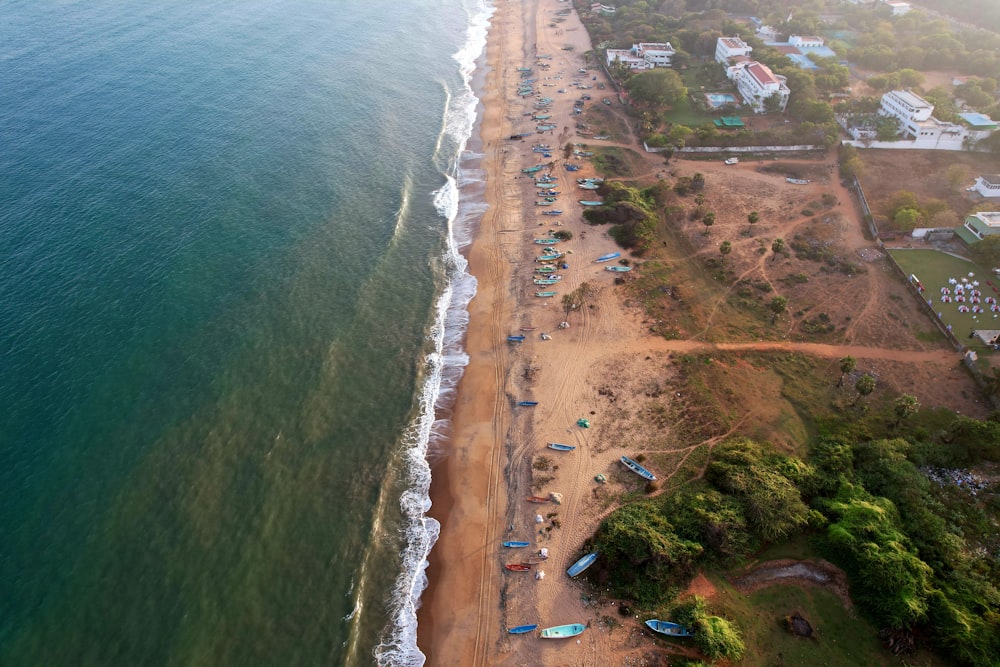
[963,212,1000,241]
[606,42,676,70]
[879,90,933,137]
[727,61,790,113]
[715,36,753,64]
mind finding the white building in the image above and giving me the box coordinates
[715,36,753,64]
[727,61,790,113]
[788,35,824,48]
[885,1,911,15]
[974,175,1000,198]
[606,42,676,70]
[963,212,1000,241]
[879,90,934,137]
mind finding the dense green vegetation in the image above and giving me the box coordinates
[587,412,1000,665]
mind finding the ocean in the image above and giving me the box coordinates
[0,0,491,664]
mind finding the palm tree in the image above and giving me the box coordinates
[702,212,715,234]
[747,211,759,235]
[837,356,856,387]
[719,240,732,265]
[769,295,787,323]
[893,394,920,427]
[771,237,784,262]
[853,373,876,406]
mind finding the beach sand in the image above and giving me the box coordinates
[418,0,651,664]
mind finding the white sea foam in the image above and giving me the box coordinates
[374,0,492,665]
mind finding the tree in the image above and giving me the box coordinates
[691,172,705,192]
[719,240,732,264]
[769,295,787,323]
[747,211,759,235]
[625,68,688,109]
[893,394,920,427]
[853,373,876,406]
[562,282,591,318]
[763,92,784,114]
[893,207,923,231]
[837,356,856,387]
[898,68,925,88]
[563,142,574,160]
[944,164,970,190]
[771,237,785,262]
[702,212,715,234]
[968,235,1000,267]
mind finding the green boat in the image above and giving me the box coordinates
[535,266,557,274]
[535,291,558,298]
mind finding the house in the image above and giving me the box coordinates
[885,1,911,15]
[974,175,1000,198]
[789,35,825,49]
[715,36,753,64]
[958,113,999,143]
[606,42,676,70]
[606,49,646,70]
[727,61,790,113]
[864,91,998,149]
[957,211,1000,245]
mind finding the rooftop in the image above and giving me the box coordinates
[971,212,1000,228]
[888,89,932,110]
[747,62,778,86]
[980,174,1000,184]
[720,37,748,48]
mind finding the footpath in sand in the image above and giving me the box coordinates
[417,0,983,665]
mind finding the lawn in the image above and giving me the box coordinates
[888,248,1000,350]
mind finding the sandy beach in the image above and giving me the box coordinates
[418,0,649,663]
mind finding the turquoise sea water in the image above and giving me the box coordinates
[0,1,489,664]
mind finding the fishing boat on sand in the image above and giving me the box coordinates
[578,183,600,190]
[620,456,656,481]
[534,278,561,285]
[540,624,586,638]
[567,551,599,576]
[535,291,558,298]
[503,541,531,548]
[522,165,544,173]
[564,164,581,171]
[579,200,603,206]
[541,210,562,216]
[507,335,526,342]
[535,266,557,274]
[547,442,576,452]
[517,401,538,407]
[508,624,539,634]
[534,238,560,245]
[526,495,549,503]
[645,620,693,637]
[595,252,621,263]
[606,265,632,272]
[505,563,532,572]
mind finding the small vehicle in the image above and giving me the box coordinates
[724,157,739,165]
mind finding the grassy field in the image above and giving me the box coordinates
[888,249,1000,349]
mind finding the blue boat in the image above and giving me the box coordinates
[541,210,562,216]
[579,200,603,206]
[540,623,586,638]
[578,183,600,190]
[537,124,557,131]
[566,551,598,576]
[564,164,581,171]
[507,335,526,342]
[503,541,531,548]
[509,624,539,634]
[645,619,693,637]
[547,443,576,452]
[595,252,621,263]
[620,455,656,481]
[517,401,538,407]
